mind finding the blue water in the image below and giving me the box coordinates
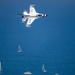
[0,0,75,75]
[0,36,75,75]
[1,57,75,75]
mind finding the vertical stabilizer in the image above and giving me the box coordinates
[23,10,28,15]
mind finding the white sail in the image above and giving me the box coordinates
[42,64,44,70]
[55,73,59,75]
[18,45,22,52]
[0,62,2,72]
[42,64,47,72]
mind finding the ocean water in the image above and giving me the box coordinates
[0,0,75,75]
[0,46,75,75]
[0,60,75,75]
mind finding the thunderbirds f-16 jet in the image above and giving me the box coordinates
[18,5,48,27]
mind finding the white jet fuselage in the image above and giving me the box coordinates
[23,13,48,19]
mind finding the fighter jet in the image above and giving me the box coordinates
[18,5,48,27]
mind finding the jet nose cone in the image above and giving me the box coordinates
[46,14,48,16]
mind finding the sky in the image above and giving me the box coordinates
[0,0,75,75]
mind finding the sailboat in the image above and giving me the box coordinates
[55,73,59,75]
[24,71,32,75]
[18,45,22,52]
[0,62,2,72]
[42,64,47,72]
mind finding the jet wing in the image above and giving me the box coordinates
[29,5,36,15]
[26,18,36,27]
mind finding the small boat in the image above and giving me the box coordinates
[18,45,22,52]
[55,73,59,75]
[24,71,32,75]
[42,64,47,72]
